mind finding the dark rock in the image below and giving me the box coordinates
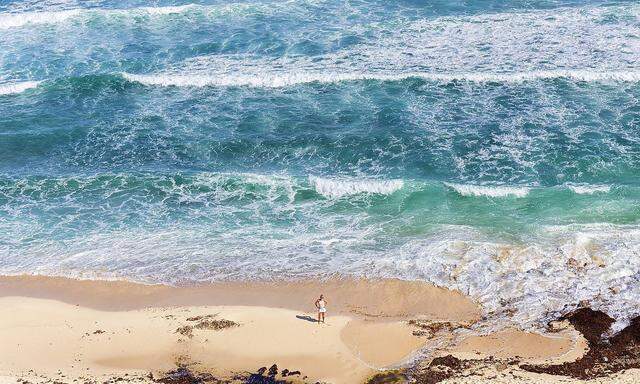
[193,319,239,331]
[245,372,286,384]
[429,355,461,369]
[175,326,193,338]
[522,308,640,379]
[563,308,614,345]
[153,367,202,384]
[366,370,408,384]
[267,364,278,377]
[186,315,216,322]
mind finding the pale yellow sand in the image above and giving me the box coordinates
[0,275,620,384]
[0,276,480,383]
[0,297,420,383]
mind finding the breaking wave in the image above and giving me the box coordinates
[2,171,640,328]
[7,68,639,98]
[0,81,40,95]
[309,176,404,198]
[567,184,612,195]
[0,3,241,29]
[0,9,80,29]
[445,183,530,198]
[121,70,640,88]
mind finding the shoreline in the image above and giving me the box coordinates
[0,275,480,320]
[0,275,479,384]
[0,275,607,383]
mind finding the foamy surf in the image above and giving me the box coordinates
[121,72,405,88]
[0,3,262,29]
[0,9,80,29]
[0,81,40,95]
[0,4,198,29]
[121,70,640,89]
[309,176,404,198]
[445,183,530,198]
[567,184,612,195]
[136,5,196,15]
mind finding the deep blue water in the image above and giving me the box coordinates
[1,0,640,326]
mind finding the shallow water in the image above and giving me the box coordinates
[1,0,640,329]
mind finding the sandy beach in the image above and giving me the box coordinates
[3,275,633,384]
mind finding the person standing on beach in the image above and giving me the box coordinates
[315,294,327,323]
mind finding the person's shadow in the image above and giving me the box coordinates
[296,315,318,323]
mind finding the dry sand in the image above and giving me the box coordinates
[0,297,398,383]
[0,275,624,384]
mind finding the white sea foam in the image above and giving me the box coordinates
[567,184,612,194]
[131,2,639,90]
[362,223,640,330]
[137,5,195,15]
[309,176,404,198]
[121,69,640,89]
[0,81,40,95]
[5,221,640,332]
[425,70,640,83]
[445,183,530,198]
[0,4,202,29]
[5,175,640,330]
[0,3,265,29]
[361,4,640,77]
[0,9,80,29]
[6,2,640,90]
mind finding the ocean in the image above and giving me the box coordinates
[1,0,640,329]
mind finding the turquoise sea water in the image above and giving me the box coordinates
[1,0,640,327]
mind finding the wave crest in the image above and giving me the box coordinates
[567,184,612,195]
[0,4,200,29]
[309,176,404,198]
[0,3,270,29]
[136,5,195,15]
[121,70,640,89]
[0,81,40,95]
[2,70,636,97]
[445,183,530,198]
[0,9,80,29]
